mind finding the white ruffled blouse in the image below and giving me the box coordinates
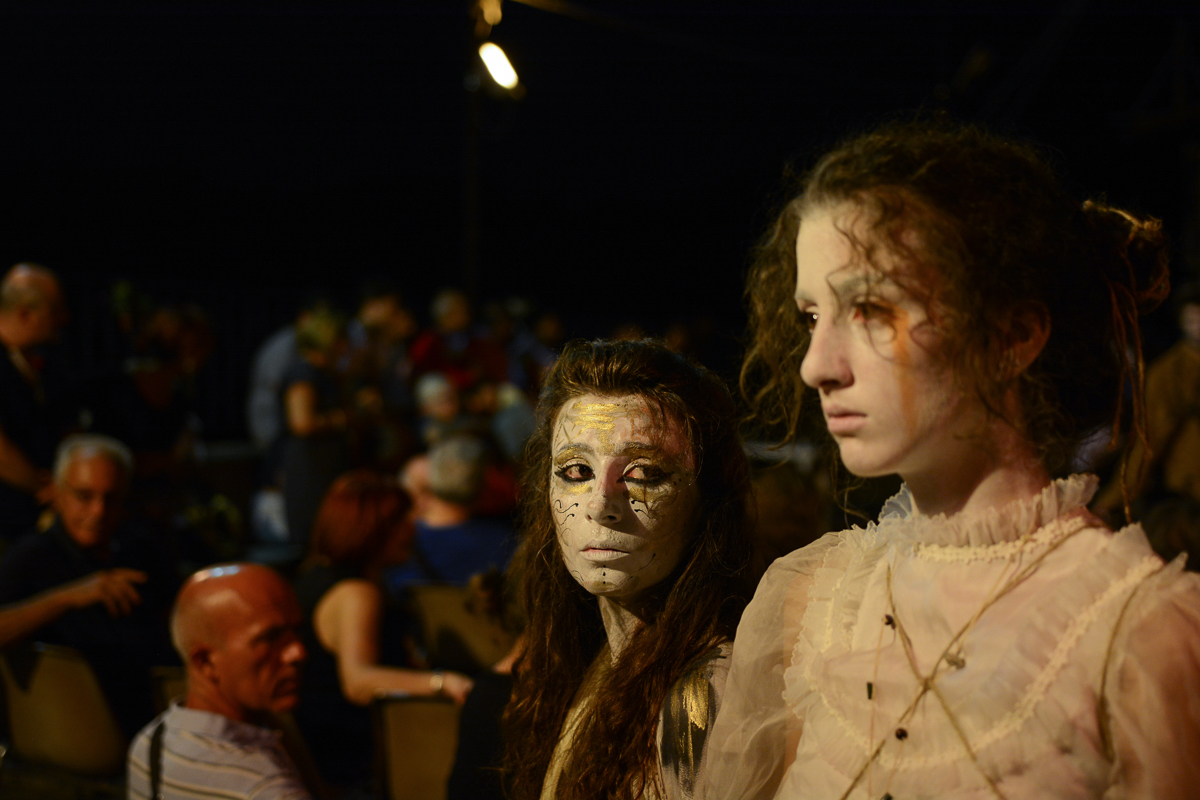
[702,476,1200,800]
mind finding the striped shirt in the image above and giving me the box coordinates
[127,704,312,800]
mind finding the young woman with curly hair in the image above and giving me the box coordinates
[504,338,752,800]
[703,120,1200,799]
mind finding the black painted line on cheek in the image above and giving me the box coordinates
[553,499,579,521]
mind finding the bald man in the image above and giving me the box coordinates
[0,262,71,539]
[127,564,312,800]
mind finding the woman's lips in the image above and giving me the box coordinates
[582,547,629,562]
[824,407,865,435]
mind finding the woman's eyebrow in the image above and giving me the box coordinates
[830,272,901,301]
[553,444,592,461]
[797,270,885,307]
[829,273,871,299]
[616,442,660,457]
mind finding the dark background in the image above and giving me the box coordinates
[1,0,1198,439]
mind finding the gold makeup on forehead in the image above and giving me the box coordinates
[574,401,623,425]
[562,398,654,448]
[570,401,621,444]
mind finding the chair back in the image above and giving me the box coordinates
[267,710,331,800]
[375,695,460,800]
[408,584,515,672]
[150,664,187,713]
[0,642,128,777]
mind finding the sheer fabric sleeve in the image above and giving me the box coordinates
[1104,566,1200,799]
[697,542,830,800]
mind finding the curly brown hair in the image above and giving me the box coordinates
[504,338,751,800]
[742,119,1170,479]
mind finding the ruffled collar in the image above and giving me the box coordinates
[871,474,1099,548]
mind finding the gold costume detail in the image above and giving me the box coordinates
[659,649,720,799]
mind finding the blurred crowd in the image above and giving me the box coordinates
[0,264,767,799]
[0,257,1197,799]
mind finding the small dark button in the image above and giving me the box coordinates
[884,614,895,628]
[895,728,908,740]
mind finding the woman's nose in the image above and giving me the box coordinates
[799,317,852,390]
[585,477,626,525]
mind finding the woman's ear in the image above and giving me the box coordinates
[1006,302,1051,377]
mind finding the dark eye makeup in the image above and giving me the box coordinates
[624,465,671,486]
[554,463,593,482]
[553,461,672,487]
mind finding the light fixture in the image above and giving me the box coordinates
[478,42,519,90]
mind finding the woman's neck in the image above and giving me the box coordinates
[904,417,1050,519]
[598,596,646,663]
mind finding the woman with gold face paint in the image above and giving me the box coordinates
[702,120,1200,800]
[504,339,752,800]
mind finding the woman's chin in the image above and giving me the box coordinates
[837,456,892,480]
[575,573,640,600]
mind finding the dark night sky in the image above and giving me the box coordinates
[1,0,1197,436]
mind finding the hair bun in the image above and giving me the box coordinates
[1081,199,1171,312]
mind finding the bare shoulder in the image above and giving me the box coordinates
[317,577,382,616]
[312,577,382,650]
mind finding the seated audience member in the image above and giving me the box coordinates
[293,471,473,791]
[280,307,353,557]
[247,296,331,455]
[91,291,214,477]
[414,372,467,447]
[462,379,536,463]
[0,433,177,738]
[410,288,507,391]
[349,281,418,418]
[0,262,72,541]
[386,436,516,591]
[347,282,419,471]
[416,375,524,513]
[127,563,312,800]
[482,296,560,396]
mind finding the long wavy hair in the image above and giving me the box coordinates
[504,338,751,800]
[742,119,1170,484]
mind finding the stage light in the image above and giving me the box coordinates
[479,42,518,90]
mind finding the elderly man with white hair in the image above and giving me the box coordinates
[0,433,178,738]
